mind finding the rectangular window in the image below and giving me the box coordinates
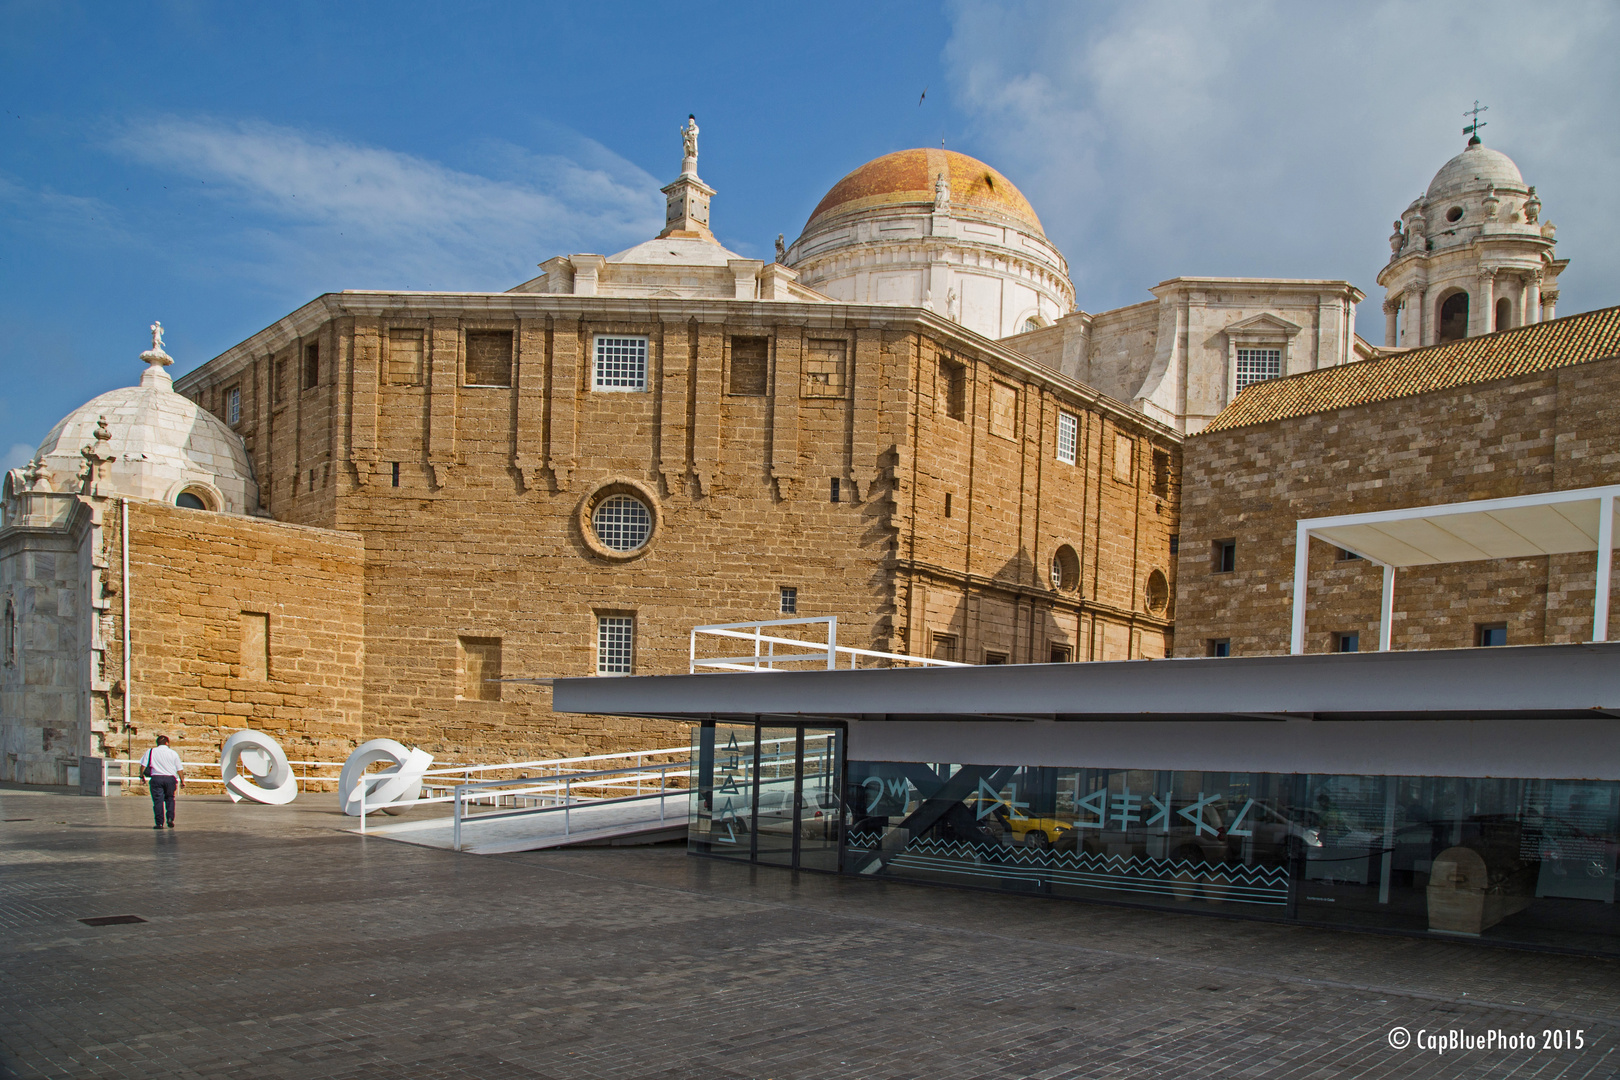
[391,462,400,488]
[944,492,953,518]
[1050,644,1073,663]
[830,477,840,503]
[597,616,635,675]
[729,336,769,395]
[1234,347,1281,393]
[940,359,966,420]
[802,339,847,397]
[386,328,424,386]
[464,329,514,387]
[1152,450,1170,497]
[226,386,241,425]
[274,359,287,404]
[1336,632,1360,653]
[239,612,269,681]
[930,633,957,662]
[1056,412,1078,464]
[1213,540,1236,573]
[1113,433,1134,482]
[983,651,1008,665]
[458,636,502,701]
[779,586,797,615]
[1169,533,1180,556]
[1208,638,1231,658]
[593,336,648,391]
[302,342,320,390]
[1336,547,1363,561]
[1477,623,1507,647]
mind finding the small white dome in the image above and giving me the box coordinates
[1426,142,1525,198]
[31,329,258,514]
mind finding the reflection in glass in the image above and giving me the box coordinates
[843,761,1620,954]
[689,722,756,861]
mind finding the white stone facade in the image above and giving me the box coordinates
[1377,140,1567,347]
[1005,278,1366,433]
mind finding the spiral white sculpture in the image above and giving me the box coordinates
[219,730,298,805]
[339,738,433,817]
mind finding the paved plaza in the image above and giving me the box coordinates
[2,786,1618,1079]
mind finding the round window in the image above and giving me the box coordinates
[1446,205,1464,223]
[1145,569,1170,614]
[1050,544,1080,593]
[591,494,653,552]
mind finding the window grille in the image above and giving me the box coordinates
[226,387,241,425]
[1056,412,1077,464]
[594,336,647,390]
[598,616,634,675]
[591,494,652,552]
[1234,348,1281,393]
[779,587,797,614]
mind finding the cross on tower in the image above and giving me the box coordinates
[1463,100,1489,143]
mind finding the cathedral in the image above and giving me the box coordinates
[0,119,1580,788]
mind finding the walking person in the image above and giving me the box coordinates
[141,735,185,830]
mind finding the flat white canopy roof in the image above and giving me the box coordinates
[1293,484,1620,654]
[1305,484,1620,567]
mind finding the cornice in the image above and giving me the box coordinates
[173,293,1181,443]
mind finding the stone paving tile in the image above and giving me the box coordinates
[2,788,1618,1079]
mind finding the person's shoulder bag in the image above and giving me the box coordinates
[140,750,152,779]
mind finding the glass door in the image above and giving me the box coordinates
[754,727,800,867]
[798,727,844,871]
[689,721,757,861]
[688,720,845,871]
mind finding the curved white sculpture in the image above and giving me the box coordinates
[219,729,298,805]
[339,738,433,817]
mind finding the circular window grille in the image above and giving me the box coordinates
[591,494,653,552]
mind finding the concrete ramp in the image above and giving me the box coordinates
[358,791,688,855]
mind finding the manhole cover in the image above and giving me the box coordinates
[79,915,146,926]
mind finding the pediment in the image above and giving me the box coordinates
[1223,312,1303,338]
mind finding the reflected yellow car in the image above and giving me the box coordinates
[965,796,1073,848]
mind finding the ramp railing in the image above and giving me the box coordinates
[690,615,967,673]
[450,758,690,852]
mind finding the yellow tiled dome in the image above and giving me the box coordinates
[805,148,1045,237]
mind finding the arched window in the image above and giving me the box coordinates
[175,487,214,511]
[1438,291,1470,344]
[1495,297,1512,332]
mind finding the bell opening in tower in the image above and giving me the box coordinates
[1438,291,1470,344]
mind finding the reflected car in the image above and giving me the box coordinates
[963,796,1074,848]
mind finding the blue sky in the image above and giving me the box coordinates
[3,1,1616,467]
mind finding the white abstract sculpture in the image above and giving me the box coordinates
[219,729,298,805]
[339,738,433,817]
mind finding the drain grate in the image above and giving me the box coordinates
[79,915,146,926]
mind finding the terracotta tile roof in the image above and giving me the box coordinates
[1202,306,1620,434]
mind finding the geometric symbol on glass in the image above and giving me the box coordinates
[338,738,434,817]
[974,778,1029,821]
[1177,792,1221,837]
[219,729,298,805]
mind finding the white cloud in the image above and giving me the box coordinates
[1,442,34,472]
[944,1,1620,323]
[108,116,664,291]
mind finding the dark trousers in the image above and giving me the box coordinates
[150,776,177,826]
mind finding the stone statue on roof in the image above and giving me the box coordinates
[682,115,699,162]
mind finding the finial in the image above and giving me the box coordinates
[139,319,173,370]
[1463,100,1488,145]
[94,415,111,444]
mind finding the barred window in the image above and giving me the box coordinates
[1056,411,1077,464]
[1234,348,1281,393]
[591,494,652,552]
[594,336,647,390]
[597,616,634,675]
[779,586,797,614]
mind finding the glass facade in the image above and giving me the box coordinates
[844,762,1620,954]
[687,720,1620,953]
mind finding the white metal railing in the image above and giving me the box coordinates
[450,759,689,851]
[690,616,966,673]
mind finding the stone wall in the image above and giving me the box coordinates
[122,498,365,772]
[1174,356,1620,656]
[177,296,1180,764]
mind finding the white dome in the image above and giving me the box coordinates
[1426,142,1525,198]
[31,337,258,514]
